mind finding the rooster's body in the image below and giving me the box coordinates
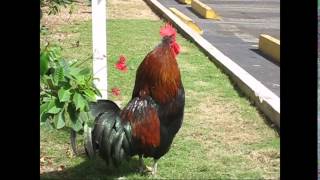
[85,24,185,176]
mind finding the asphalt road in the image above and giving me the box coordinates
[157,0,280,97]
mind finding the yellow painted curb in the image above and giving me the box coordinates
[191,0,220,20]
[259,34,280,62]
[169,7,203,34]
[178,0,192,4]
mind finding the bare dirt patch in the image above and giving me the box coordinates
[185,96,262,148]
[41,0,159,30]
[108,0,159,20]
[248,149,280,179]
[41,2,91,30]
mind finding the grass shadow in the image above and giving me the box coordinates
[228,75,280,135]
[228,71,280,135]
[40,155,144,179]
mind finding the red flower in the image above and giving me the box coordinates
[111,87,121,96]
[115,55,128,72]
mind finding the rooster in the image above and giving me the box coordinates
[84,23,185,176]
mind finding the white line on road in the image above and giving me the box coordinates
[234,33,259,43]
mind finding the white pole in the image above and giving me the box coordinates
[92,0,108,99]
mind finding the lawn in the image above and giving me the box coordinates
[40,19,279,179]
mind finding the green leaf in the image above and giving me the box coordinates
[73,93,86,111]
[40,101,50,115]
[69,79,78,89]
[65,105,83,132]
[68,67,87,84]
[79,68,90,75]
[69,67,81,78]
[71,113,83,132]
[82,111,93,124]
[92,84,102,98]
[47,45,62,62]
[43,117,54,129]
[46,77,56,90]
[71,111,92,132]
[40,52,49,76]
[47,99,63,114]
[48,106,61,114]
[41,113,51,123]
[40,101,52,123]
[83,89,96,102]
[53,67,64,85]
[67,103,78,121]
[58,88,71,102]
[43,100,56,114]
[74,75,86,85]
[54,110,65,129]
[84,103,90,112]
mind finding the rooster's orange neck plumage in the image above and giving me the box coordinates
[131,23,183,105]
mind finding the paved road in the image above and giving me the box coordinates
[157,0,280,97]
[202,0,280,39]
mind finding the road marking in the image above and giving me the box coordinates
[212,6,279,11]
[217,24,240,32]
[234,33,259,43]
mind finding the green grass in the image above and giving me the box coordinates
[40,19,279,179]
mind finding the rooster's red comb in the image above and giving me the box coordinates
[160,23,176,37]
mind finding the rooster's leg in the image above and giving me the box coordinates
[138,155,144,168]
[138,155,152,173]
[151,159,158,176]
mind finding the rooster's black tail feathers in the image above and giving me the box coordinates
[84,100,133,167]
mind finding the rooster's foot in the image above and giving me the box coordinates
[137,165,152,174]
[137,155,152,174]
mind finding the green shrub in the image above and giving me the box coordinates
[40,44,100,132]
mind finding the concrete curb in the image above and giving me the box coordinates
[145,0,280,128]
[191,0,220,20]
[169,7,203,34]
[259,34,280,63]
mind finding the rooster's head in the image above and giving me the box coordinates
[160,23,181,57]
